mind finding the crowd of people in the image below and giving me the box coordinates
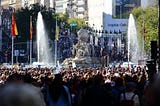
[0,64,160,106]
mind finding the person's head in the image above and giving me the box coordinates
[126,82,137,92]
[79,86,113,106]
[115,77,124,87]
[0,83,46,106]
[6,73,23,84]
[54,74,62,82]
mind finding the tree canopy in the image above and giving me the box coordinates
[14,3,55,41]
[131,6,158,54]
[14,3,86,41]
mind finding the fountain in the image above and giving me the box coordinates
[127,14,140,65]
[33,12,53,67]
[62,28,101,68]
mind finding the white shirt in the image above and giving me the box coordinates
[120,92,140,106]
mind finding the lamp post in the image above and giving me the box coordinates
[101,25,104,48]
[92,24,95,45]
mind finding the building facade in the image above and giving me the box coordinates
[40,0,54,8]
[141,0,158,8]
[87,0,141,58]
[1,0,22,9]
[1,0,54,9]
[88,0,104,31]
[113,0,141,19]
[76,0,87,19]
[88,0,141,33]
[54,0,68,14]
[53,0,88,19]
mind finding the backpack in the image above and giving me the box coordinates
[120,93,136,106]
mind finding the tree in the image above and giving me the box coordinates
[14,3,86,42]
[53,13,69,30]
[131,6,158,54]
[52,13,86,33]
[13,3,56,61]
[14,3,55,41]
[15,7,30,41]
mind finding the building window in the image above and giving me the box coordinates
[112,0,140,19]
[10,0,16,4]
[56,5,63,8]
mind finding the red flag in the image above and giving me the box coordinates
[11,11,18,36]
[30,16,33,40]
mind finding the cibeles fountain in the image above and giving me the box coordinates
[62,28,101,68]
[33,12,100,68]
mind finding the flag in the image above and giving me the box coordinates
[11,11,18,36]
[55,25,59,41]
[30,16,33,40]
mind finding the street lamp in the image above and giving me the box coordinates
[101,25,104,48]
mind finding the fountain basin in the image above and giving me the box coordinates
[32,62,54,68]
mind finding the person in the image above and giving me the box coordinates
[120,82,140,106]
[78,74,113,106]
[142,73,160,106]
[112,77,125,106]
[0,83,46,106]
[45,74,72,106]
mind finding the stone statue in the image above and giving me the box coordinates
[72,28,94,58]
[63,28,100,68]
[77,28,89,43]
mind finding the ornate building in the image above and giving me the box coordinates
[1,0,54,9]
